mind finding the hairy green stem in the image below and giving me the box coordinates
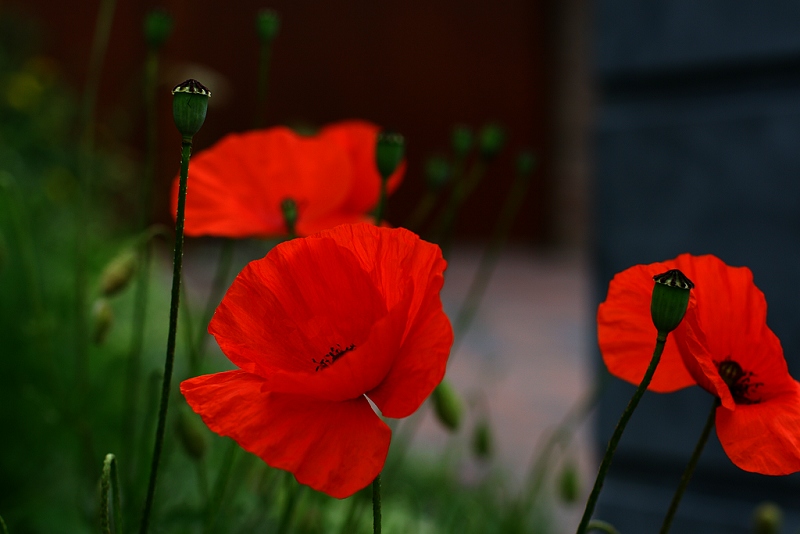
[576,332,668,534]
[658,398,718,534]
[139,140,193,533]
[372,473,382,534]
[100,453,123,534]
[374,178,389,226]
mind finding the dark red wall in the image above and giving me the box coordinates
[9,0,552,241]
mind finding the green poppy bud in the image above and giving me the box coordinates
[144,9,173,50]
[100,248,138,296]
[650,269,694,334]
[255,9,280,42]
[175,409,208,460]
[281,198,298,236]
[376,131,405,181]
[478,123,505,161]
[92,299,114,345]
[472,419,493,460]
[172,79,211,140]
[432,380,463,432]
[451,125,473,158]
[424,155,451,191]
[557,461,581,504]
[752,501,782,534]
[516,150,537,176]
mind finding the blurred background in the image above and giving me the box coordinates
[5,0,800,533]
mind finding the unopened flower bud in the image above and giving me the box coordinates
[92,299,114,345]
[432,380,463,432]
[144,9,173,50]
[376,131,404,181]
[424,156,451,191]
[451,125,473,158]
[472,419,493,460]
[651,269,693,334]
[255,9,280,42]
[516,150,537,176]
[172,79,211,139]
[175,409,208,460]
[752,501,782,534]
[557,461,581,504]
[100,248,138,296]
[478,123,505,161]
[281,198,298,236]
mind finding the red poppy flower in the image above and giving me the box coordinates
[598,254,800,474]
[171,121,405,238]
[180,223,453,497]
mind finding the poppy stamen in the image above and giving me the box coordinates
[312,343,356,372]
[718,359,762,405]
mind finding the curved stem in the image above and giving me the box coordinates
[587,519,620,534]
[658,398,718,534]
[372,473,382,534]
[139,139,193,534]
[575,331,668,534]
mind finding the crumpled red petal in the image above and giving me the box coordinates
[716,380,800,475]
[180,370,392,498]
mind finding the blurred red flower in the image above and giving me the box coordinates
[598,254,800,474]
[171,120,405,238]
[180,223,452,497]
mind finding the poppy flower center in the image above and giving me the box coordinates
[717,359,762,405]
[312,344,355,372]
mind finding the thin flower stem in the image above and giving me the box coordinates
[449,156,536,361]
[374,178,389,225]
[100,453,123,534]
[0,514,7,534]
[372,473,382,534]
[404,190,438,234]
[203,439,239,534]
[75,0,118,402]
[575,331,668,534]
[587,519,620,534]
[658,398,718,534]
[255,40,274,128]
[121,47,161,468]
[277,475,304,534]
[139,139,193,534]
[430,159,487,258]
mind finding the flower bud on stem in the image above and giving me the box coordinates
[576,271,693,534]
[374,131,404,224]
[140,80,209,534]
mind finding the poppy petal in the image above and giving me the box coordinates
[597,262,696,392]
[715,380,800,475]
[173,128,353,238]
[319,120,405,215]
[180,370,391,498]
[671,255,768,369]
[368,286,454,417]
[209,233,387,377]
